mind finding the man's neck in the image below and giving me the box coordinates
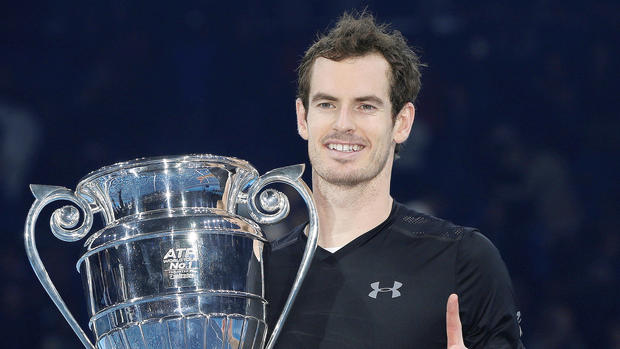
[311,166,394,249]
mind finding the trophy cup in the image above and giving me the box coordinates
[24,154,318,349]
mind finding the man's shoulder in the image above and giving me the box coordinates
[269,223,305,252]
[391,201,479,243]
[268,202,488,251]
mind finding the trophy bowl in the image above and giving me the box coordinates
[24,154,318,349]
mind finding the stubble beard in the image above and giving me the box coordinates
[308,142,393,187]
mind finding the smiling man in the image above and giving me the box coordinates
[265,12,524,349]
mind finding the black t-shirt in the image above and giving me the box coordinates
[265,201,524,348]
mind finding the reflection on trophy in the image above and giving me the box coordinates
[24,155,318,349]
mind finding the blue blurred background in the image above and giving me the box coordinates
[2,1,618,348]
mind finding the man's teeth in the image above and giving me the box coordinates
[327,144,363,152]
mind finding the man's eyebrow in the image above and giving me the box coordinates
[310,93,385,106]
[355,95,385,106]
[311,93,338,103]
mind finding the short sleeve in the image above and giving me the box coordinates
[456,231,525,349]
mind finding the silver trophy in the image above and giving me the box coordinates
[24,155,318,349]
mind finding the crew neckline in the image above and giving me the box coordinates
[298,201,401,260]
[322,245,344,253]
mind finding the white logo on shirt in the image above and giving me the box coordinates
[368,281,402,299]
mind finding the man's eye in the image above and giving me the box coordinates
[317,102,334,109]
[360,104,376,111]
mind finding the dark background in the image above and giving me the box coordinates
[1,1,618,348]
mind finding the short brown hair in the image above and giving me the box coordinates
[297,11,424,153]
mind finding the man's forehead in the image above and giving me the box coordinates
[309,53,391,99]
[313,52,388,66]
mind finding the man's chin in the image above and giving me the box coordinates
[315,169,373,187]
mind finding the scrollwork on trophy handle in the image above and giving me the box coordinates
[246,164,319,349]
[24,184,95,349]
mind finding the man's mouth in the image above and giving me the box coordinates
[326,143,364,153]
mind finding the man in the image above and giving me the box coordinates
[265,12,524,348]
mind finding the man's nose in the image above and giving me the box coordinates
[333,106,356,132]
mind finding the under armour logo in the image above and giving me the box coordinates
[368,281,402,299]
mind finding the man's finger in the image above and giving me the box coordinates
[446,293,465,347]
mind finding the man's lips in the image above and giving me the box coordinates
[325,142,365,153]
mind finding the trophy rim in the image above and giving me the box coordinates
[76,154,258,189]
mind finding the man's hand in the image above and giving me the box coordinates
[447,294,468,349]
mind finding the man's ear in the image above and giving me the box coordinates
[393,102,415,144]
[296,98,309,140]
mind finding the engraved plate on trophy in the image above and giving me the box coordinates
[161,239,200,289]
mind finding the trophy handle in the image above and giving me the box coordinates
[246,164,318,349]
[24,184,95,349]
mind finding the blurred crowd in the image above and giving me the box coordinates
[1,0,617,348]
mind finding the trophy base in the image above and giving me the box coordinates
[97,314,266,349]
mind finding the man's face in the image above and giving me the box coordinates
[296,53,414,187]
